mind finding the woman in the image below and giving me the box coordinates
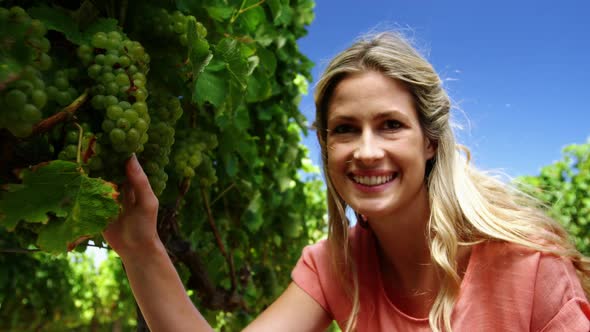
[104,32,590,331]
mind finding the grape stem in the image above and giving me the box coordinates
[210,182,236,206]
[31,89,89,136]
[200,185,238,292]
[74,123,84,164]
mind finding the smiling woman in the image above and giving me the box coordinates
[305,31,590,331]
[103,32,590,332]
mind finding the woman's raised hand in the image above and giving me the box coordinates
[103,154,162,259]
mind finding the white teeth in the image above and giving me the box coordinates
[352,174,395,186]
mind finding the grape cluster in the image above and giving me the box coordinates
[0,7,52,137]
[78,31,150,157]
[140,92,183,195]
[171,129,218,186]
[135,7,206,46]
[46,69,80,108]
[0,6,52,70]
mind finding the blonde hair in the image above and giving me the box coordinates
[314,31,590,332]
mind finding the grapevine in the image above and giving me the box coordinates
[0,1,324,330]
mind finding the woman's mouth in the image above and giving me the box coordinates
[351,173,397,187]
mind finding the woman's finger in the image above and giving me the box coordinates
[121,181,136,208]
[125,153,158,209]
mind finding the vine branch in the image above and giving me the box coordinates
[200,186,238,291]
[0,247,40,254]
[31,89,89,136]
[157,187,245,311]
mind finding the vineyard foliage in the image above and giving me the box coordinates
[0,0,328,330]
[517,140,590,255]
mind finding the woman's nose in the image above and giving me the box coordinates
[353,130,384,164]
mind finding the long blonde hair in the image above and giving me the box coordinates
[314,31,590,332]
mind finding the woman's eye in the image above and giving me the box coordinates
[383,120,402,130]
[332,124,354,134]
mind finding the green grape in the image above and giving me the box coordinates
[91,95,105,109]
[106,105,124,120]
[109,128,126,145]
[123,109,138,124]
[88,64,102,78]
[104,95,118,107]
[101,119,115,132]
[31,89,47,109]
[134,118,148,132]
[91,32,109,48]
[65,129,79,144]
[116,118,130,130]
[5,90,27,109]
[126,129,140,146]
[20,104,41,122]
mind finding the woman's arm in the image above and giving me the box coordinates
[244,282,332,332]
[103,155,332,332]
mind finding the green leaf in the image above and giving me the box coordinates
[246,67,272,102]
[266,0,282,22]
[194,68,228,106]
[28,5,82,44]
[234,106,251,131]
[275,4,293,26]
[0,161,119,253]
[216,38,249,88]
[237,6,264,33]
[224,153,238,177]
[206,6,234,21]
[242,192,263,233]
[257,46,277,74]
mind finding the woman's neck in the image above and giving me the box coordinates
[366,191,472,317]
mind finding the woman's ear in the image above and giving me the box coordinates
[425,138,437,160]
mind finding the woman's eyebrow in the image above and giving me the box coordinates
[373,109,410,121]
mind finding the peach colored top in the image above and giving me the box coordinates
[292,225,590,331]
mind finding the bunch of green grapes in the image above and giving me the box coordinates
[46,69,80,108]
[134,6,206,46]
[77,31,150,158]
[0,7,52,137]
[0,6,52,71]
[140,92,183,195]
[0,67,47,137]
[171,129,218,186]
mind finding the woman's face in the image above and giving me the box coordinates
[326,71,435,221]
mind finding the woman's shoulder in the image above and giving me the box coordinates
[471,240,583,288]
[463,240,589,330]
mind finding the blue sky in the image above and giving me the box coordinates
[296,0,590,178]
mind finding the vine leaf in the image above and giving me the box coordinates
[28,5,82,42]
[0,160,119,253]
[242,191,263,233]
[28,5,118,44]
[205,6,234,22]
